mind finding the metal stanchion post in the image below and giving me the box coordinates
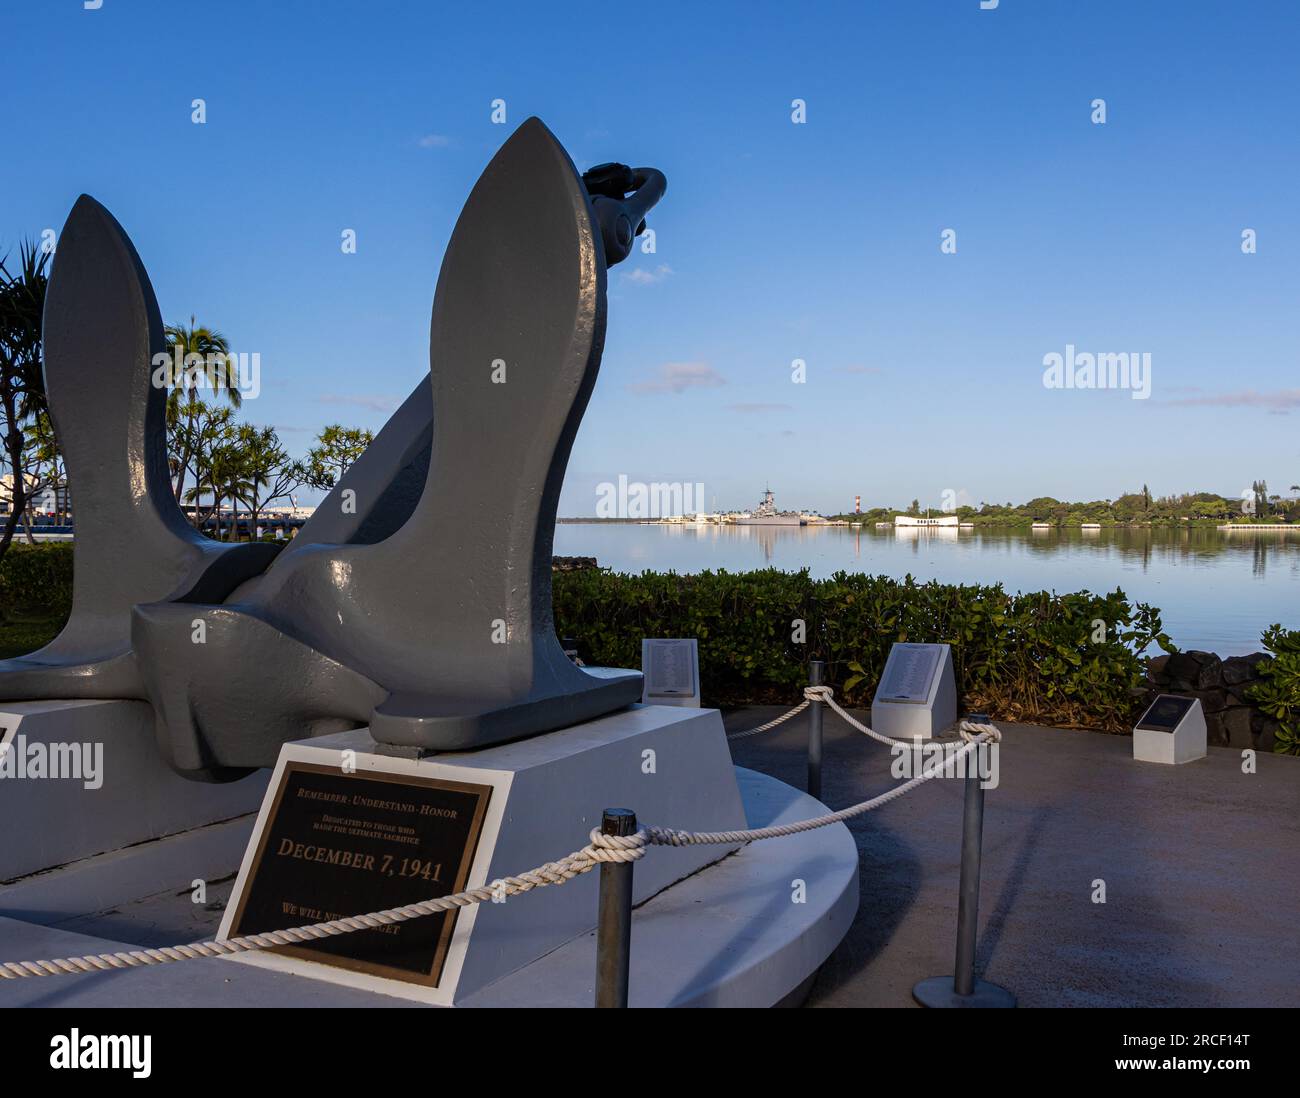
[594,807,636,1007]
[913,716,1015,1008]
[807,660,825,800]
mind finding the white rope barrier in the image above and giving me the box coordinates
[0,832,640,980]
[815,686,1002,751]
[728,683,993,750]
[0,686,1001,981]
[619,724,999,851]
[725,698,809,740]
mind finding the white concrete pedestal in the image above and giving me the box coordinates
[0,704,858,1008]
[220,705,750,1004]
[0,700,267,881]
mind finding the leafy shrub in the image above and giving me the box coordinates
[0,543,74,618]
[1249,624,1300,755]
[553,567,1172,732]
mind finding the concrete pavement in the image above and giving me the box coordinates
[723,705,1300,1007]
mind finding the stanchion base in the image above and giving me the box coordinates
[912,976,1016,1008]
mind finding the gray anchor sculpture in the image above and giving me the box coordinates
[0,197,282,701]
[0,118,667,781]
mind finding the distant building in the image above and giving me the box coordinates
[894,514,958,528]
[0,475,65,518]
[262,504,317,520]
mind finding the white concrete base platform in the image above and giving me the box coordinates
[0,767,858,1007]
[0,813,256,934]
[0,700,267,881]
[459,768,859,1007]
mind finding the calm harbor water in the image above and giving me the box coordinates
[553,523,1300,657]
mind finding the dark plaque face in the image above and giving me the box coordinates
[228,762,492,987]
[646,639,696,698]
[1136,694,1195,733]
[879,644,941,705]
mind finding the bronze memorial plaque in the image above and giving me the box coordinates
[229,762,492,987]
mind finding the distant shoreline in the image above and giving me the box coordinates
[556,517,1297,530]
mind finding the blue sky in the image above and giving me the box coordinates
[4,1,1298,515]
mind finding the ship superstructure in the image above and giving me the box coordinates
[735,486,806,526]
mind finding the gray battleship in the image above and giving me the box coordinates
[735,487,806,526]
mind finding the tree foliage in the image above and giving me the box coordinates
[304,424,374,490]
[0,241,50,560]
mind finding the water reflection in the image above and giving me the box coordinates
[555,523,1300,655]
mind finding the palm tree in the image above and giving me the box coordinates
[175,401,234,531]
[164,316,242,512]
[208,441,255,541]
[14,411,63,542]
[0,241,50,560]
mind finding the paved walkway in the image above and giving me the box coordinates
[722,706,1300,1008]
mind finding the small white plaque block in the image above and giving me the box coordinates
[641,638,700,707]
[870,643,957,740]
[1132,694,1207,765]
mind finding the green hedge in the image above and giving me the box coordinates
[553,568,1172,732]
[0,543,74,616]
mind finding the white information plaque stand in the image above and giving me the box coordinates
[1132,694,1207,765]
[870,643,957,740]
[641,638,700,707]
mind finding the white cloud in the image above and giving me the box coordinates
[417,134,452,149]
[319,393,401,413]
[621,264,673,286]
[629,362,725,394]
[1164,388,1300,410]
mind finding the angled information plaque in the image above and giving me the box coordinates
[870,642,957,739]
[642,638,701,707]
[1133,694,1206,765]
